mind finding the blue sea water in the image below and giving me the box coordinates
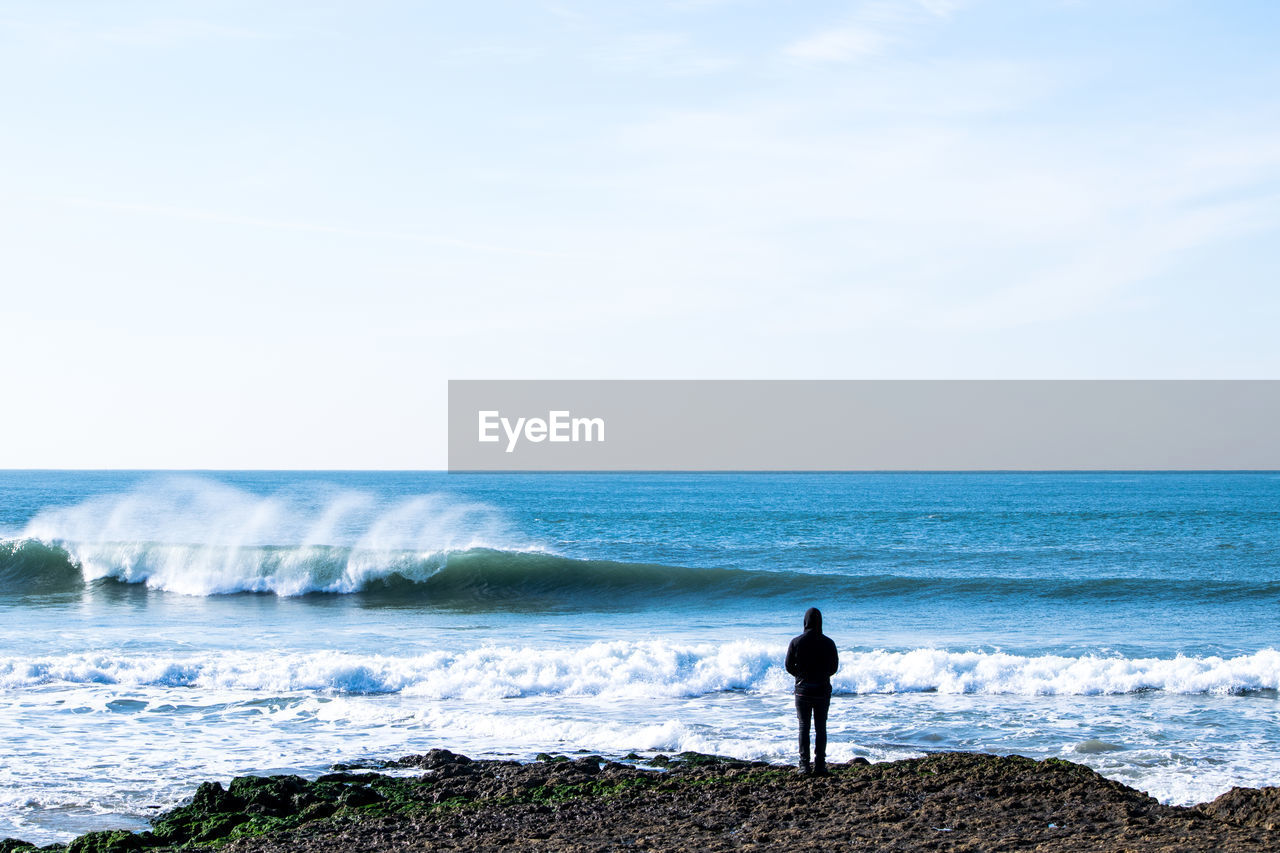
[1,471,1278,843]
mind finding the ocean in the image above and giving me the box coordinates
[1,470,1278,844]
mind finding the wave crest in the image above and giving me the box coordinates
[0,539,764,599]
[0,539,83,592]
[2,477,569,597]
[6,537,1280,604]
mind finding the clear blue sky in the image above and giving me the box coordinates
[2,1,1277,468]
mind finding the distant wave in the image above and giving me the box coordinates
[0,537,755,599]
[7,536,1280,603]
[7,476,1280,604]
[2,643,1277,697]
[2,477,574,598]
[7,536,1280,604]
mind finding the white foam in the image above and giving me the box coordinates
[3,654,1279,845]
[3,644,1278,697]
[835,647,1280,695]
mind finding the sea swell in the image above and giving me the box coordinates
[5,476,1280,605]
[0,538,755,599]
[5,536,1280,604]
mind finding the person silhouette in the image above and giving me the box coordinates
[784,607,839,775]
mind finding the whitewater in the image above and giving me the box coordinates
[1,471,1278,844]
[4,645,1280,698]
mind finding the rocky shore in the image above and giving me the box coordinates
[4,751,1280,852]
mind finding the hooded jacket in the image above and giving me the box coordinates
[784,607,839,697]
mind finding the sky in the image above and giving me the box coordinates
[1,0,1277,469]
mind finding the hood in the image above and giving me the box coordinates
[803,607,822,632]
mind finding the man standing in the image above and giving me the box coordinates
[784,607,839,775]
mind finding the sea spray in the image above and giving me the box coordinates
[6,477,550,596]
[18,476,530,555]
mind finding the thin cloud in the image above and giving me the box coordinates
[784,25,891,62]
[0,16,270,49]
[95,19,269,46]
[56,197,583,261]
[784,0,967,63]
[595,31,736,76]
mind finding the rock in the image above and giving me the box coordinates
[66,830,143,853]
[0,840,40,853]
[228,775,310,814]
[1198,785,1280,830]
[339,786,384,808]
[385,749,471,770]
[7,751,1280,853]
[673,752,743,768]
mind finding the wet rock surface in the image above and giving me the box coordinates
[1197,784,1280,831]
[3,751,1278,852]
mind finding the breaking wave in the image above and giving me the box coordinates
[0,538,764,599]
[5,476,1280,604]
[2,643,1278,698]
[1,476,564,598]
[6,537,1280,603]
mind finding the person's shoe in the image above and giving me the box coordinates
[812,762,830,776]
[795,761,811,775]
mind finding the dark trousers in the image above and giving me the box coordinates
[795,692,831,766]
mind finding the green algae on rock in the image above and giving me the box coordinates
[5,751,1280,853]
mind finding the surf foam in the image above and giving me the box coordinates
[3,644,1277,697]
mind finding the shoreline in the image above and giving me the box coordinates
[3,751,1279,852]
